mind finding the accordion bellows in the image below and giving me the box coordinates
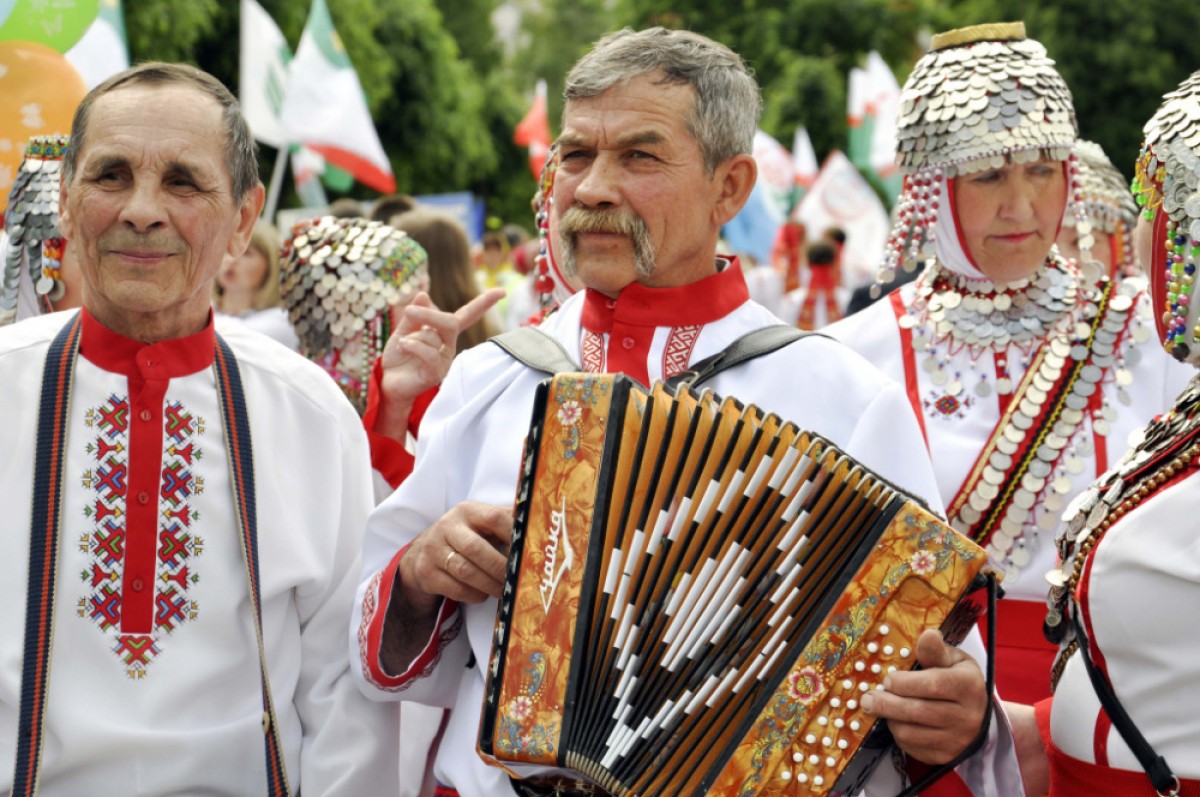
[480,374,993,796]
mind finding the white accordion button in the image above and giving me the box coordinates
[879,624,890,635]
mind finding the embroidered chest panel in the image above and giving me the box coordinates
[76,394,206,679]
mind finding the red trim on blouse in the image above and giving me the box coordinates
[888,290,930,450]
[78,309,216,634]
[362,545,461,690]
[362,357,436,489]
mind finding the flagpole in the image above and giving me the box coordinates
[263,144,289,223]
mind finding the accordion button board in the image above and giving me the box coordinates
[479,373,996,796]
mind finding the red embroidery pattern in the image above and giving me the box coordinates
[662,324,702,378]
[78,396,205,680]
[581,330,604,373]
[923,388,974,421]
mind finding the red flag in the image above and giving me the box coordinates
[514,79,551,178]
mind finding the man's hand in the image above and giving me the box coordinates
[381,501,513,674]
[399,501,513,611]
[375,288,505,441]
[860,629,990,765]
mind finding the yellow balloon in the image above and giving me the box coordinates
[0,40,87,214]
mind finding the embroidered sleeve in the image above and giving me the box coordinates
[356,545,462,692]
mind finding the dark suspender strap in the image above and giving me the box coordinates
[491,327,580,375]
[667,325,821,389]
[214,334,292,797]
[14,320,289,797]
[1072,613,1179,796]
[13,312,82,797]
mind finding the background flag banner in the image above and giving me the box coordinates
[514,78,551,179]
[65,0,128,89]
[291,144,330,208]
[239,0,292,149]
[848,51,902,205]
[792,126,819,194]
[280,0,395,193]
[752,128,798,224]
[795,150,890,289]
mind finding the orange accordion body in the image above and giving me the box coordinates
[480,374,995,796]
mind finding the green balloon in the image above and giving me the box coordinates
[0,0,100,53]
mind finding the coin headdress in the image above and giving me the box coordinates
[1132,69,1200,366]
[2,135,69,326]
[280,215,428,409]
[1064,140,1137,279]
[873,22,1080,296]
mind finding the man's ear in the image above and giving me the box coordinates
[58,175,75,241]
[712,153,757,228]
[228,182,266,258]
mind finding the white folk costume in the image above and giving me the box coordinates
[0,309,399,796]
[352,261,1024,797]
[825,23,1190,706]
[1038,69,1200,796]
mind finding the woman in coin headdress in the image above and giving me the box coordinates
[212,220,300,350]
[1056,140,1140,281]
[1,135,83,326]
[826,22,1190,707]
[1002,67,1200,797]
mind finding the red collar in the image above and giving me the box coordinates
[580,257,750,334]
[79,308,217,379]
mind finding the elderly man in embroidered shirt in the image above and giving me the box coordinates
[352,27,1025,797]
[0,62,398,795]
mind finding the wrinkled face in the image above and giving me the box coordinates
[553,74,726,297]
[59,83,261,339]
[218,244,269,294]
[1056,225,1112,273]
[953,157,1066,283]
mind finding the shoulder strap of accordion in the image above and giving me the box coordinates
[668,324,824,389]
[490,324,823,385]
[491,327,581,374]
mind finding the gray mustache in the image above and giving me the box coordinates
[559,207,647,238]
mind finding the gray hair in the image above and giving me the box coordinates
[564,27,761,174]
[63,62,260,202]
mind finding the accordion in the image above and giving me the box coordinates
[480,374,994,796]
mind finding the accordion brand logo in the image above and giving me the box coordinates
[538,496,575,613]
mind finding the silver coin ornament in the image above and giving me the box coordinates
[1134,69,1200,363]
[280,215,429,360]
[877,22,1079,294]
[2,135,69,327]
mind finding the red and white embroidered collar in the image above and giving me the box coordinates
[79,308,216,379]
[578,256,749,384]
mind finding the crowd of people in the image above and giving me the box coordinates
[0,18,1196,797]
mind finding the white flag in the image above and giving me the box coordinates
[752,129,796,224]
[239,0,293,149]
[795,151,890,289]
[280,0,395,193]
[792,127,819,191]
[65,0,130,90]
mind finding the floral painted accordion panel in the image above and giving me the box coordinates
[479,374,994,796]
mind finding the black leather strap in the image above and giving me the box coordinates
[492,324,818,385]
[1073,613,1179,795]
[665,325,819,389]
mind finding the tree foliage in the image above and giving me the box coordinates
[116,0,1200,225]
